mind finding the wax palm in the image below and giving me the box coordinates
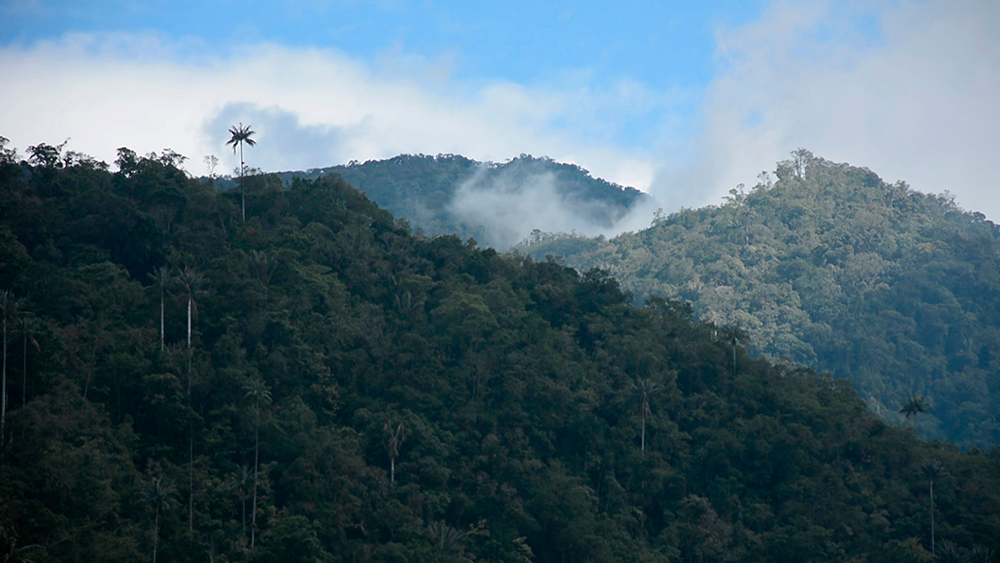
[385,422,406,483]
[630,377,661,452]
[173,265,206,530]
[0,290,23,450]
[899,395,928,429]
[12,312,41,408]
[920,458,948,555]
[226,122,256,223]
[229,465,251,539]
[244,375,271,549]
[147,265,172,351]
[141,475,178,563]
[248,250,277,308]
[173,266,206,376]
[719,324,748,378]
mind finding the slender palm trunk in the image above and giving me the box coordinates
[187,295,194,532]
[159,288,165,351]
[241,471,247,539]
[930,480,935,555]
[189,434,194,531]
[21,328,27,407]
[390,456,395,483]
[2,314,6,449]
[240,143,245,223]
[641,417,646,452]
[251,399,259,548]
[153,508,160,563]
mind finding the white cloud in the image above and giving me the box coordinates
[655,0,1000,220]
[0,32,658,189]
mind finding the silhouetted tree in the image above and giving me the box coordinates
[900,395,929,430]
[226,123,256,223]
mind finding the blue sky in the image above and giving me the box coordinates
[1,0,998,223]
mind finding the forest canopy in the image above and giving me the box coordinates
[523,150,1000,450]
[0,139,998,562]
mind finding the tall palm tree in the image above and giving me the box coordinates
[899,395,929,430]
[720,324,748,378]
[920,458,948,555]
[630,378,661,452]
[244,375,271,549]
[248,250,277,309]
[141,475,178,563]
[226,123,256,223]
[148,265,173,352]
[385,422,406,483]
[12,312,41,408]
[173,266,206,389]
[173,266,205,531]
[229,465,251,540]
[0,290,22,451]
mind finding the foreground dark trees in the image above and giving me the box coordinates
[0,142,997,562]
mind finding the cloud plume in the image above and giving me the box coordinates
[655,0,1000,220]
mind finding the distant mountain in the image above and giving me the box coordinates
[522,150,1000,449]
[3,142,999,561]
[272,154,651,249]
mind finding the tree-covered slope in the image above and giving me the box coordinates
[1,140,998,562]
[522,150,1000,449]
[269,154,649,249]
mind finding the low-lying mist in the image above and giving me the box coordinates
[447,158,659,250]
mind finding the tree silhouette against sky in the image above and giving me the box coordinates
[226,122,256,223]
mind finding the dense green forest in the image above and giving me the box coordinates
[262,154,648,249]
[522,150,1000,450]
[1,139,999,562]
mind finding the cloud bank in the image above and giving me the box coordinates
[2,0,998,229]
[656,0,1000,220]
[0,33,657,190]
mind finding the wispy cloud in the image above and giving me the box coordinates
[448,159,659,249]
[655,0,1000,220]
[0,32,658,189]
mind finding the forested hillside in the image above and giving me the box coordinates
[523,150,1000,449]
[1,139,999,562]
[267,154,649,249]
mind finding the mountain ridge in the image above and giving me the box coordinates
[521,150,1000,448]
[264,153,652,249]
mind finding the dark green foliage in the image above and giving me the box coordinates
[0,144,998,562]
[267,154,648,248]
[525,151,1000,449]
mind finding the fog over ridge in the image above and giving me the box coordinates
[445,157,659,250]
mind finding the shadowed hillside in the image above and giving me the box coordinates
[0,139,998,562]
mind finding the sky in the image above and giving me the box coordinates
[1,0,999,223]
